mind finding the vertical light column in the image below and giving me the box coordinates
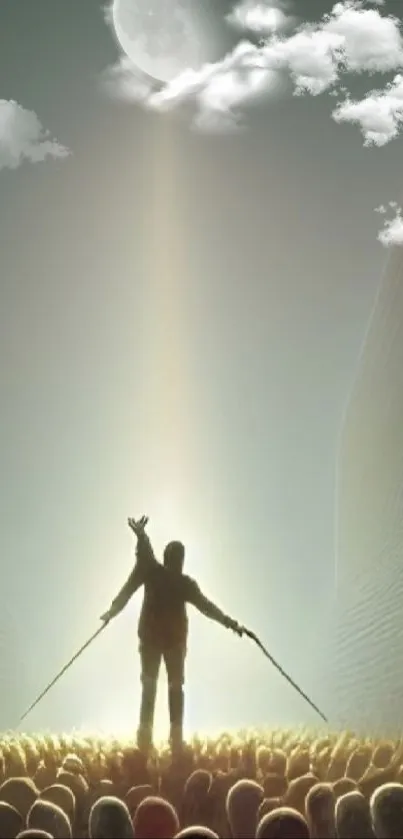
[332,245,403,734]
[140,118,197,540]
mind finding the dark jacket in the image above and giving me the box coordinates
[109,532,235,648]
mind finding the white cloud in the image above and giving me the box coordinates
[106,40,286,131]
[374,204,387,213]
[226,1,295,36]
[106,0,403,133]
[0,100,70,171]
[147,41,285,130]
[322,1,403,73]
[332,73,403,145]
[377,207,403,246]
[103,57,157,103]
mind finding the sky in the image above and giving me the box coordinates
[0,0,402,740]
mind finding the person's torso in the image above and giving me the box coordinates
[138,565,193,648]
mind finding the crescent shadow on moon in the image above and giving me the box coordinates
[128,63,165,94]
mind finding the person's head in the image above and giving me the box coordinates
[0,777,38,820]
[175,828,219,838]
[27,799,72,839]
[335,790,373,839]
[226,779,264,839]
[0,801,23,839]
[370,782,403,839]
[16,832,53,839]
[133,796,179,839]
[163,541,185,573]
[89,796,134,839]
[39,784,75,825]
[305,782,335,839]
[256,807,310,839]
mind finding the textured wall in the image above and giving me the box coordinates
[332,246,403,735]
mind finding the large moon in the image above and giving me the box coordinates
[111,0,227,85]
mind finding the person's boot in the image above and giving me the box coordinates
[137,678,157,754]
[168,686,184,755]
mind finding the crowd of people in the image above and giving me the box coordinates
[0,729,402,837]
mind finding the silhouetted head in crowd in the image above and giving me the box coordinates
[256,806,310,839]
[287,751,310,782]
[125,784,153,817]
[333,778,357,799]
[89,796,134,839]
[372,744,394,769]
[33,765,55,793]
[370,781,403,839]
[175,828,219,838]
[335,790,374,839]
[183,770,212,800]
[0,801,23,839]
[90,780,118,807]
[39,784,75,824]
[346,748,371,782]
[133,796,180,839]
[0,777,38,820]
[258,798,282,821]
[27,799,72,839]
[267,750,287,777]
[55,770,88,812]
[285,774,319,813]
[305,782,336,839]
[226,779,264,839]
[163,541,185,574]
[61,755,84,776]
[182,770,212,827]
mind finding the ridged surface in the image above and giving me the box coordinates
[332,245,403,735]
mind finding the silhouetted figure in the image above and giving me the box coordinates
[133,795,179,839]
[89,796,134,839]
[101,516,243,753]
[370,782,403,839]
[226,779,264,839]
[305,782,336,839]
[27,799,72,839]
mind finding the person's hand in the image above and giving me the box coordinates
[128,515,149,536]
[228,619,244,637]
[100,605,118,624]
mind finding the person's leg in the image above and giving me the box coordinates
[137,643,161,752]
[164,645,186,753]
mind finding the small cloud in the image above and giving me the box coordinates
[103,0,113,28]
[377,207,403,246]
[332,73,403,146]
[374,203,387,213]
[226,1,296,36]
[0,100,70,171]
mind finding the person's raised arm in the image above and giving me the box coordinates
[100,515,154,624]
[128,515,159,570]
[185,578,244,636]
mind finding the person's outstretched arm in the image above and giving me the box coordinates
[100,515,156,623]
[185,578,243,636]
[128,515,159,570]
